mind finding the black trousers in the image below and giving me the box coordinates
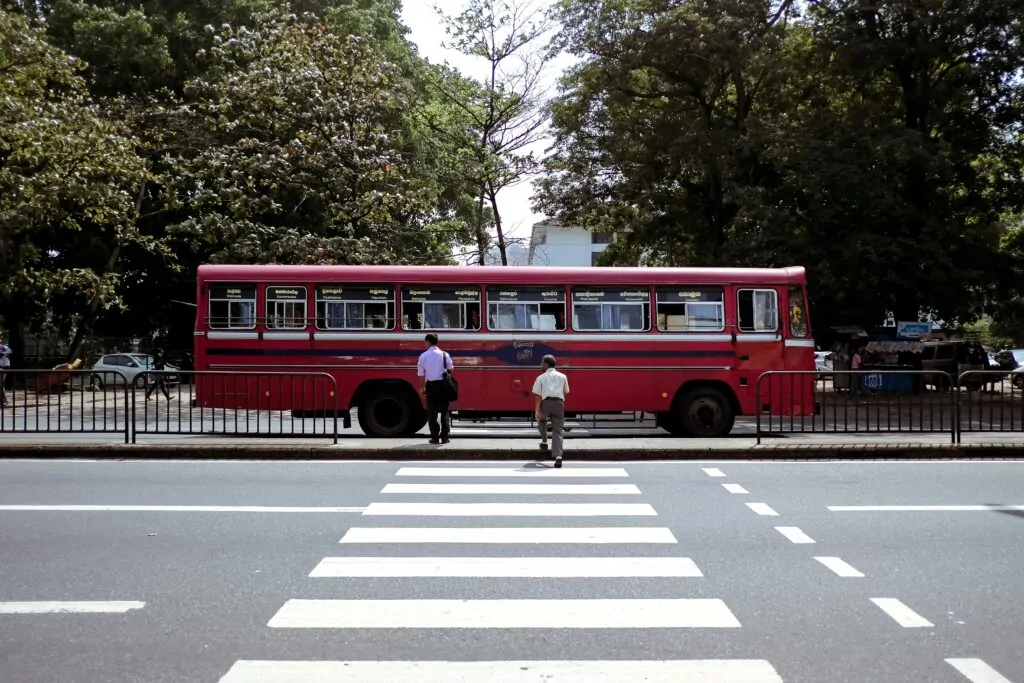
[425,380,450,438]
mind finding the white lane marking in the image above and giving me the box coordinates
[395,467,630,477]
[218,659,784,682]
[0,505,365,513]
[702,468,726,477]
[946,658,1013,683]
[746,503,779,516]
[722,483,748,494]
[267,599,741,629]
[829,505,1024,512]
[0,601,145,614]
[815,557,865,577]
[361,503,658,516]
[310,557,702,578]
[870,598,934,628]
[775,526,815,544]
[381,483,641,495]
[340,527,679,544]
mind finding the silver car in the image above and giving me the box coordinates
[90,353,179,389]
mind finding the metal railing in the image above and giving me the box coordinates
[956,370,1024,439]
[0,369,344,443]
[756,370,1024,444]
[0,368,132,442]
[131,371,342,443]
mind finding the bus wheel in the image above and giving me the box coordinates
[680,387,735,438]
[358,390,415,438]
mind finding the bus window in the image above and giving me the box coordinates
[571,287,650,331]
[402,285,481,331]
[315,285,395,330]
[655,286,725,331]
[208,284,256,329]
[788,285,809,338]
[487,286,565,331]
[738,289,779,332]
[266,286,307,329]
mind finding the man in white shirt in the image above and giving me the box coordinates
[417,333,454,444]
[532,354,569,468]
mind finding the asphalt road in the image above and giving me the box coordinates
[1,459,1022,682]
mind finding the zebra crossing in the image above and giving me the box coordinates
[217,464,783,682]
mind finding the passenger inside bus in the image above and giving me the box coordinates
[402,302,481,330]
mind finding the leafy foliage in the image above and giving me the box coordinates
[538,0,1024,334]
[0,6,150,355]
[165,12,459,265]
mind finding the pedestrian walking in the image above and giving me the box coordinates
[0,341,11,407]
[533,354,569,468]
[145,348,172,401]
[417,333,453,444]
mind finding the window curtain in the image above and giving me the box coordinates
[327,302,345,328]
[346,302,365,329]
[232,301,255,327]
[424,303,445,328]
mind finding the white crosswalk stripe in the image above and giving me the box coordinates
[219,659,785,682]
[338,526,679,544]
[309,556,703,577]
[220,464,783,681]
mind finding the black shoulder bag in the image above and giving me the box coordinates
[442,352,459,402]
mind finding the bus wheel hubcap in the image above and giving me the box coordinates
[689,399,721,430]
[373,397,405,431]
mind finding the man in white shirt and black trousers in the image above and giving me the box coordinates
[417,333,454,444]
[533,354,569,468]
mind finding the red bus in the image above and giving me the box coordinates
[194,264,815,437]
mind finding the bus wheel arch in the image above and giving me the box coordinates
[662,381,739,438]
[352,380,426,438]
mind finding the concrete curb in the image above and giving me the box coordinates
[0,443,1022,460]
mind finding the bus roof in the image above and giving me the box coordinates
[197,264,806,287]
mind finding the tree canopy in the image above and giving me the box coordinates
[2,0,1024,353]
[538,0,1024,335]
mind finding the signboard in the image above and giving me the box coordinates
[655,287,724,303]
[266,286,306,301]
[572,287,650,303]
[486,286,565,303]
[316,285,393,302]
[402,285,479,302]
[209,284,256,300]
[896,321,931,340]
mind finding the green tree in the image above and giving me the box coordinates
[165,11,462,265]
[0,6,151,361]
[537,0,1024,332]
[435,0,555,265]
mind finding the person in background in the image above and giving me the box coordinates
[417,333,453,444]
[533,354,569,468]
[146,348,172,401]
[0,340,11,407]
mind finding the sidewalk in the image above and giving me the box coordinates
[1,432,1021,459]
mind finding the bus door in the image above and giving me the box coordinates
[734,288,785,412]
[783,283,815,416]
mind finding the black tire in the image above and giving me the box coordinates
[1014,375,1023,390]
[357,389,417,438]
[91,374,105,390]
[133,374,146,389]
[678,387,736,438]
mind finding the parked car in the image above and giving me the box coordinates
[1010,349,1024,389]
[90,353,179,389]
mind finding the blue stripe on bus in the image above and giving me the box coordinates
[204,347,735,359]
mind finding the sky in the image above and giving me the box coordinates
[399,1,575,253]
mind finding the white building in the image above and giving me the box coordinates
[527,220,613,266]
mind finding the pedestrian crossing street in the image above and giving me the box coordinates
[217,464,785,682]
